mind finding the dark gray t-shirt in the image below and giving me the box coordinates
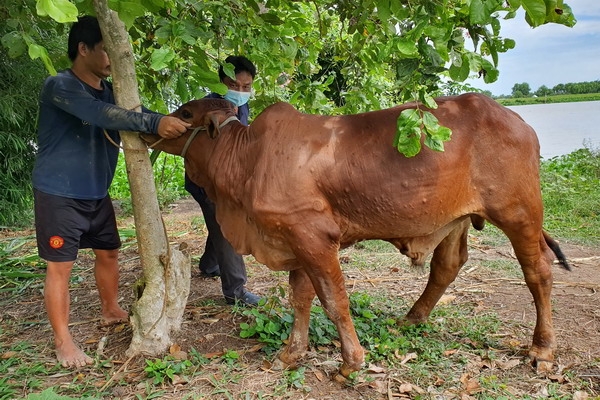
[33,69,162,200]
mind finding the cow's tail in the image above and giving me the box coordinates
[471,216,571,271]
[543,230,571,271]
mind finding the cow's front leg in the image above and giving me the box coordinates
[303,257,364,377]
[287,217,364,376]
[278,268,315,368]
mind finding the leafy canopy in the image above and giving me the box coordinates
[2,0,576,156]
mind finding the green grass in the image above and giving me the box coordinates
[540,147,600,244]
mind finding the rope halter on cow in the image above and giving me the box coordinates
[179,115,239,158]
[145,115,240,157]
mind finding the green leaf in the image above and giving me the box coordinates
[222,62,236,81]
[192,65,227,94]
[107,0,147,28]
[422,111,452,142]
[480,59,499,83]
[175,73,189,103]
[449,54,470,81]
[35,0,78,23]
[396,39,419,57]
[376,0,391,23]
[259,12,284,25]
[522,0,547,27]
[244,0,260,13]
[1,32,27,58]
[280,40,298,60]
[395,109,422,158]
[28,43,56,75]
[395,58,419,83]
[420,90,438,110]
[150,47,175,70]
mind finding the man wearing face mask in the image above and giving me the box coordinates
[184,55,261,306]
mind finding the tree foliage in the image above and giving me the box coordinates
[512,81,532,97]
[0,0,577,226]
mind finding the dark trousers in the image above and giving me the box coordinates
[184,174,247,299]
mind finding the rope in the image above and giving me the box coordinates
[103,103,142,150]
[180,115,240,157]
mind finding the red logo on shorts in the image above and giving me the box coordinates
[49,236,65,249]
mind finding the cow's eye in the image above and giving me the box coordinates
[181,109,192,119]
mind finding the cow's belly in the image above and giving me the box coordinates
[249,235,301,271]
[217,208,301,271]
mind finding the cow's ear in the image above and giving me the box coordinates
[204,111,221,139]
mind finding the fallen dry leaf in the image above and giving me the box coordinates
[2,351,18,359]
[547,374,566,383]
[398,383,413,393]
[313,369,325,381]
[495,358,521,370]
[460,373,482,394]
[171,374,187,385]
[438,294,456,305]
[367,379,387,394]
[366,364,386,373]
[573,391,589,400]
[400,352,418,364]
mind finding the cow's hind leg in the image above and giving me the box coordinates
[404,219,470,325]
[504,228,556,372]
[278,268,315,368]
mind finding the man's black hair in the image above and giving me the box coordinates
[67,16,103,61]
[218,55,257,81]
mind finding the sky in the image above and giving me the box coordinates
[466,0,600,96]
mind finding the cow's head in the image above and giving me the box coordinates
[141,98,238,156]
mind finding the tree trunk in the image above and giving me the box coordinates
[93,1,190,356]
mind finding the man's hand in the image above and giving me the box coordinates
[157,116,191,139]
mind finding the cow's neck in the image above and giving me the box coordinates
[205,123,259,204]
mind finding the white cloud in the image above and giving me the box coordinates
[466,1,600,95]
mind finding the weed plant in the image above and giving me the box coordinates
[239,290,501,370]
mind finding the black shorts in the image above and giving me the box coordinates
[34,189,121,262]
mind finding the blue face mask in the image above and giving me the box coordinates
[224,90,251,107]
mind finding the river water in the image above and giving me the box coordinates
[507,101,600,159]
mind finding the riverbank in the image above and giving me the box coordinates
[496,92,600,106]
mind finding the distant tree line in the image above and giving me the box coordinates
[501,80,600,99]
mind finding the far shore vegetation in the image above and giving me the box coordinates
[497,92,600,106]
[479,79,600,106]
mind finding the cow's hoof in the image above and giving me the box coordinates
[398,316,425,327]
[529,347,554,373]
[531,357,554,373]
[271,358,288,371]
[338,362,359,378]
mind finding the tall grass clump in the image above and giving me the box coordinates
[540,145,600,244]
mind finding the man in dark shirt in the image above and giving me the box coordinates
[33,15,190,368]
[184,55,261,306]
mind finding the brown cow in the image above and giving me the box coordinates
[142,93,569,377]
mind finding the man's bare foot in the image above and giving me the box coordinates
[56,339,94,368]
[100,307,129,327]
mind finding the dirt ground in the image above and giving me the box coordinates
[2,198,599,399]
